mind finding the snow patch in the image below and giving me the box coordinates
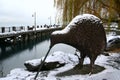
[25,59,41,67]
[107,35,120,42]
[25,51,79,67]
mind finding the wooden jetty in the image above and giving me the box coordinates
[0,27,63,44]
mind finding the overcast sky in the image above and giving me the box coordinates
[0,0,56,27]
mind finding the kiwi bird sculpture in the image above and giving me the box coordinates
[35,14,106,79]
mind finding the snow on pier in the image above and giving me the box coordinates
[0,26,62,44]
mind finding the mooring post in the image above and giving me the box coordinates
[2,27,5,33]
[9,27,10,32]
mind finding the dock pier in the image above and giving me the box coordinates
[0,26,62,45]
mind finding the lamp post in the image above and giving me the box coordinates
[48,16,51,26]
[32,12,36,31]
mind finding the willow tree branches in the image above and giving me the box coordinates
[54,0,120,25]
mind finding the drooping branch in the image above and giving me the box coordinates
[54,0,120,25]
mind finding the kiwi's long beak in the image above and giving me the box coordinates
[34,47,52,80]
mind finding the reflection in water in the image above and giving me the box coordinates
[0,36,50,77]
[0,62,3,77]
[0,36,49,61]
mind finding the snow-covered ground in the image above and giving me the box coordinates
[0,50,120,80]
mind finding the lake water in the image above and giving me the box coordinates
[0,36,76,77]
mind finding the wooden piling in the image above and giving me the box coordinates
[2,27,5,33]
